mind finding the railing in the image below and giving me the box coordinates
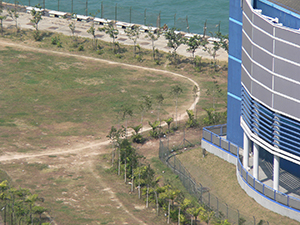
[202,124,239,157]
[203,124,300,219]
[237,157,300,211]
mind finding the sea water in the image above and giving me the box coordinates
[7,0,229,34]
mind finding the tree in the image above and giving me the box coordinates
[202,108,227,126]
[87,25,97,49]
[192,85,198,114]
[186,110,198,128]
[187,206,203,224]
[164,28,184,64]
[0,4,6,35]
[120,106,133,138]
[204,23,228,69]
[25,194,39,224]
[87,10,100,50]
[124,25,140,56]
[0,180,9,224]
[145,27,162,60]
[119,139,139,183]
[107,126,125,175]
[185,34,207,66]
[30,5,43,41]
[170,85,183,128]
[138,95,152,129]
[148,120,161,139]
[7,6,19,33]
[32,205,47,224]
[164,117,173,133]
[130,124,145,144]
[69,14,76,41]
[98,22,119,52]
[206,80,222,109]
[155,93,164,122]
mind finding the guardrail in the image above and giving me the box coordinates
[203,124,300,220]
[202,124,238,157]
[237,157,300,211]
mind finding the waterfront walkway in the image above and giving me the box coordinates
[1,8,228,61]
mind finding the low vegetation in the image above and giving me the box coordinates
[0,7,230,224]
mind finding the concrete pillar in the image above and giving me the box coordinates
[273,155,280,191]
[253,142,259,179]
[243,133,249,169]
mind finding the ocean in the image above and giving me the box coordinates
[7,0,229,34]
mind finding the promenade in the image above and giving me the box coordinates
[1,8,228,61]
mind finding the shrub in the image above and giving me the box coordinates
[57,41,62,48]
[51,36,60,45]
[97,49,104,55]
[115,53,122,58]
[135,55,143,62]
[78,45,84,51]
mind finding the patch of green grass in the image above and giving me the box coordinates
[48,155,57,158]
[27,163,49,170]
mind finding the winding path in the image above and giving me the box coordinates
[0,39,200,163]
[0,39,200,224]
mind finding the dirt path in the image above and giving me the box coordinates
[0,39,200,163]
[0,39,201,224]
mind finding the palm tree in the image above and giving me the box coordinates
[148,120,161,139]
[164,117,174,133]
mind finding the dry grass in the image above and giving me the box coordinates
[177,149,300,225]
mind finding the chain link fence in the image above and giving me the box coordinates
[159,138,269,225]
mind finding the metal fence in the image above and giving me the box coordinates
[3,0,222,34]
[202,124,239,157]
[159,139,266,225]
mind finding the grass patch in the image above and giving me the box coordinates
[27,163,49,170]
[177,148,300,225]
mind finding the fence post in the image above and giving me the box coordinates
[86,0,88,16]
[129,7,131,24]
[115,3,117,22]
[101,1,103,18]
[174,13,176,28]
[208,192,210,207]
[225,203,228,219]
[237,209,240,225]
[216,197,219,217]
[174,156,176,172]
[144,9,146,25]
[58,0,59,11]
[200,184,203,202]
[253,216,256,225]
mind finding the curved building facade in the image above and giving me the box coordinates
[228,0,300,189]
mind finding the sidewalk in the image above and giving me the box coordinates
[1,9,228,61]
